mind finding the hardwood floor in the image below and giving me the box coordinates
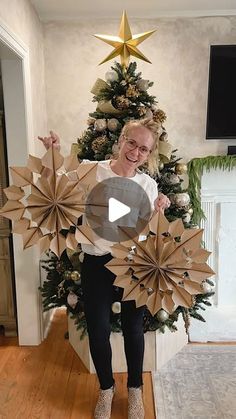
[0,309,155,418]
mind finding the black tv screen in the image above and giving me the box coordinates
[206,45,236,139]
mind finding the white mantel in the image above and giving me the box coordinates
[189,167,236,342]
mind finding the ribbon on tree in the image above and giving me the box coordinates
[90,78,123,115]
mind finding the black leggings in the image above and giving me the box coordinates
[81,252,145,390]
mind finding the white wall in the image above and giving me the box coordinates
[43,16,236,159]
[0,0,47,344]
[0,0,47,147]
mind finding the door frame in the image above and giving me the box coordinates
[0,19,43,345]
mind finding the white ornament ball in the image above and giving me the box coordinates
[107,118,120,132]
[105,70,119,83]
[112,301,121,314]
[175,192,191,207]
[201,282,212,294]
[94,119,107,132]
[151,103,158,111]
[159,131,168,142]
[168,173,180,185]
[144,109,153,119]
[183,213,191,223]
[67,291,79,309]
[169,194,176,205]
[159,161,164,170]
[156,309,169,322]
[136,79,149,91]
[79,251,84,263]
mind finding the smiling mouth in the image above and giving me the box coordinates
[126,155,138,163]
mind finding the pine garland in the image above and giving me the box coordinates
[187,155,236,225]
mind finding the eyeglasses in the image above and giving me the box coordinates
[123,135,152,156]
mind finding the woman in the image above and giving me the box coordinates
[39,118,170,419]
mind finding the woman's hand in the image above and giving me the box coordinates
[154,193,171,213]
[38,130,61,151]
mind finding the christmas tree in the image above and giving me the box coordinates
[40,11,214,338]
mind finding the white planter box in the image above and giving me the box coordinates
[68,315,188,372]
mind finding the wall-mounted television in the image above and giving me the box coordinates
[206,45,236,139]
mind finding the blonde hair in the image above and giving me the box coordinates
[119,118,161,175]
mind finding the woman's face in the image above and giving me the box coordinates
[118,125,154,172]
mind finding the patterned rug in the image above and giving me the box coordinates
[152,345,236,419]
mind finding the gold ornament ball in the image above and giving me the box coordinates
[63,270,71,280]
[188,207,194,215]
[70,271,81,282]
[156,309,169,322]
[175,163,188,175]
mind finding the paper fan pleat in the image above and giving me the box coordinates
[106,212,215,316]
[0,147,101,257]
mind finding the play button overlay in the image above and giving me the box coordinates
[85,177,152,242]
[108,197,131,222]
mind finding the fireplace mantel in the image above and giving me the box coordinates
[189,167,236,341]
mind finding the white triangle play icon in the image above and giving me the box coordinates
[108,197,131,222]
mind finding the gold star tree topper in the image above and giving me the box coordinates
[94,10,156,68]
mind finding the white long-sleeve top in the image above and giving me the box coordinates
[81,160,158,256]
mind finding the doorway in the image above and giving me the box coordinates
[0,26,43,345]
[0,71,17,336]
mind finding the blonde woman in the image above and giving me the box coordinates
[39,119,170,419]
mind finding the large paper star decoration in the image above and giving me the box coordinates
[94,10,156,67]
[0,147,99,257]
[105,212,215,316]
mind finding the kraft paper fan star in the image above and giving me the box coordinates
[0,147,99,257]
[105,211,215,316]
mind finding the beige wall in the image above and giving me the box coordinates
[44,16,236,162]
[0,0,47,150]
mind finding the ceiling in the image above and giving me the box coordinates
[30,0,236,21]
